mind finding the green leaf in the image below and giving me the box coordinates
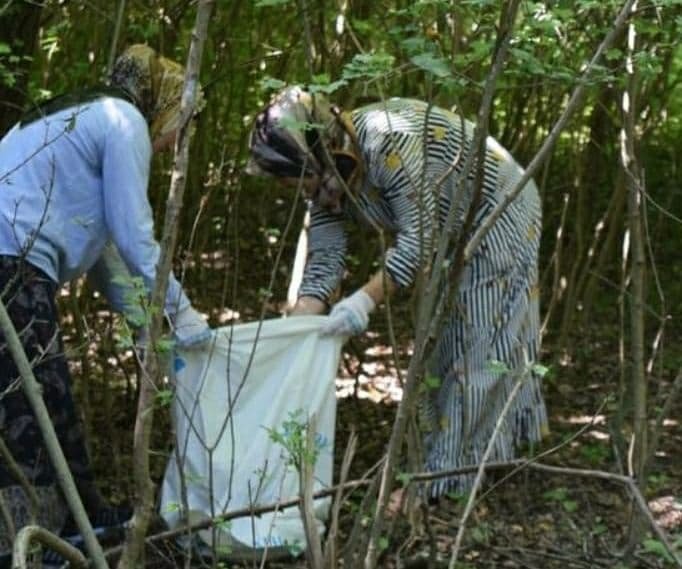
[488,359,510,374]
[378,536,390,551]
[642,538,675,563]
[259,76,286,92]
[410,53,452,78]
[255,0,292,7]
[592,523,608,535]
[277,115,324,132]
[215,544,233,556]
[287,540,305,556]
[155,389,174,407]
[396,471,413,487]
[605,48,623,61]
[424,374,441,389]
[163,501,181,513]
[0,43,11,56]
[400,37,428,55]
[562,500,578,513]
[543,487,568,502]
[215,516,232,531]
[342,52,395,81]
[446,490,468,503]
[532,363,550,378]
[308,79,347,95]
[471,525,489,543]
[155,337,175,353]
[312,73,331,85]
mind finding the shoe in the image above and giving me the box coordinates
[61,504,133,539]
[41,505,132,568]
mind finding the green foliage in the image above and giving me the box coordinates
[646,473,670,493]
[446,490,469,504]
[578,442,609,466]
[255,0,292,7]
[155,388,174,407]
[163,501,181,513]
[532,363,551,378]
[591,516,608,536]
[471,522,491,544]
[488,359,510,375]
[267,409,326,469]
[542,487,578,513]
[0,43,17,88]
[410,53,451,78]
[642,537,676,564]
[259,76,287,93]
[308,73,347,95]
[424,374,441,389]
[342,52,395,82]
[215,544,233,559]
[214,516,232,532]
[395,471,413,487]
[287,540,305,556]
[278,115,325,132]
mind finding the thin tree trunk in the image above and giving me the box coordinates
[106,0,127,77]
[620,0,648,552]
[0,300,108,569]
[116,2,215,567]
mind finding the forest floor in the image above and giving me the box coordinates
[84,305,682,569]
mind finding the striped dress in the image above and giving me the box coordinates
[299,98,548,496]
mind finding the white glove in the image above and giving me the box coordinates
[321,289,375,337]
[172,305,212,349]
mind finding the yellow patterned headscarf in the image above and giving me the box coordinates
[110,44,205,140]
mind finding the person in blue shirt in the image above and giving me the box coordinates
[0,44,210,555]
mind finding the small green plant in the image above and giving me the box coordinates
[642,537,676,564]
[155,388,174,407]
[287,539,304,557]
[266,409,327,470]
[215,516,232,532]
[590,515,608,536]
[446,490,469,505]
[471,522,491,544]
[542,487,578,513]
[579,442,610,465]
[215,544,233,559]
[395,471,413,488]
[488,359,511,374]
[163,501,182,514]
[646,472,670,493]
[111,273,175,352]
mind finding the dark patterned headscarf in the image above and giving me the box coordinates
[247,86,360,211]
[110,44,204,140]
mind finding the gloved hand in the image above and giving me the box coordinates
[321,289,375,337]
[172,305,212,349]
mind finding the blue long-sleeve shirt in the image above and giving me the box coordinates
[0,96,191,318]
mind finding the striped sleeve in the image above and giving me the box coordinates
[298,202,347,302]
[370,132,436,289]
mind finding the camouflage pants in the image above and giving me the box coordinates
[0,256,94,554]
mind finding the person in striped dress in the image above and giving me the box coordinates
[247,86,548,499]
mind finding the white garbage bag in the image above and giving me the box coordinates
[160,316,343,558]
